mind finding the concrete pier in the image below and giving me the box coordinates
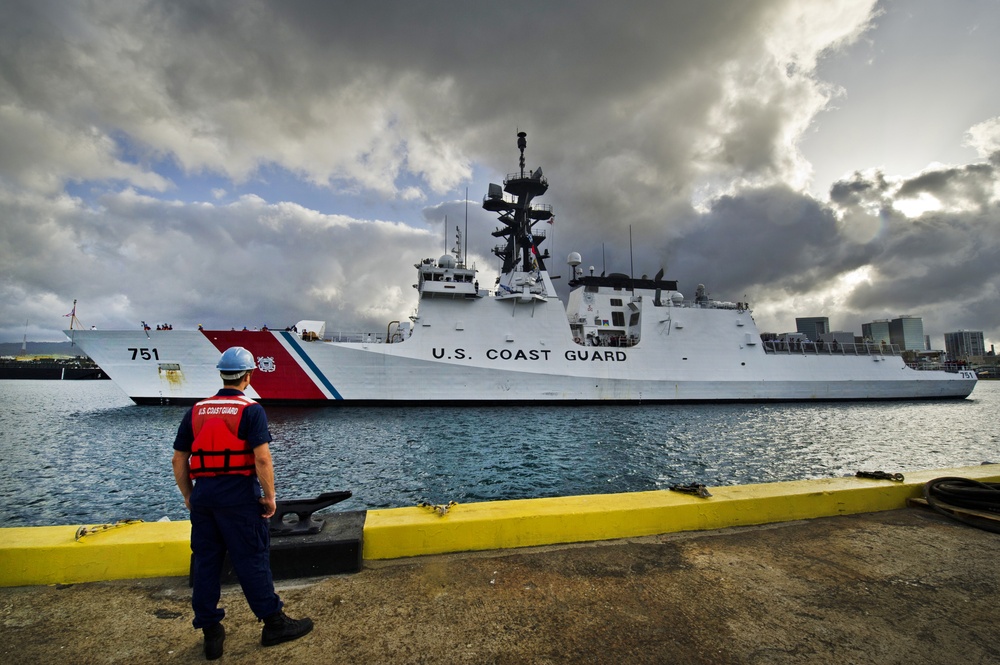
[1,507,998,664]
[2,465,999,662]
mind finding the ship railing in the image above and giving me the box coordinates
[905,361,969,373]
[325,331,389,344]
[667,299,748,311]
[505,171,548,187]
[483,192,517,207]
[762,341,903,357]
[572,334,638,348]
[599,335,637,348]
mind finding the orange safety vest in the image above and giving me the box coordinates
[189,395,257,478]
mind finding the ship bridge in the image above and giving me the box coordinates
[415,255,479,299]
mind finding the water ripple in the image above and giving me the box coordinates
[0,380,996,526]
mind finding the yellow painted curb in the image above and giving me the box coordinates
[362,464,1000,559]
[2,465,998,586]
[0,521,191,587]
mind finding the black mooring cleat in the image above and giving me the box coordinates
[194,492,363,584]
[270,490,353,536]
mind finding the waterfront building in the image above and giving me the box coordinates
[944,330,985,361]
[888,316,925,351]
[862,320,891,345]
[795,317,830,342]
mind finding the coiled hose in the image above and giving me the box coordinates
[923,477,1000,534]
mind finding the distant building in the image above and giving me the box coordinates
[944,330,985,361]
[862,320,891,345]
[795,317,829,342]
[888,315,925,351]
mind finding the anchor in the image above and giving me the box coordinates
[269,490,352,536]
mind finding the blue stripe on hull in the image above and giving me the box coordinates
[280,331,344,400]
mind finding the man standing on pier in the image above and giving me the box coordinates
[171,346,313,660]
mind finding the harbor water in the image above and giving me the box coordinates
[0,380,997,528]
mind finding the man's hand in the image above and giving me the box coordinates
[259,495,276,519]
[254,443,277,519]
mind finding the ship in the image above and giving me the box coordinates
[66,132,978,405]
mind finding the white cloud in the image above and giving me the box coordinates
[965,116,1000,158]
[0,106,171,195]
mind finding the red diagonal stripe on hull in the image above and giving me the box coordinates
[202,330,326,401]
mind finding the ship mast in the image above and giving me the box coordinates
[483,132,553,275]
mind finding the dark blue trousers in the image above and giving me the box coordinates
[189,501,282,628]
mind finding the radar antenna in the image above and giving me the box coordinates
[482,132,554,275]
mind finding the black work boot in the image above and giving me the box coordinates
[261,610,314,647]
[202,623,225,660]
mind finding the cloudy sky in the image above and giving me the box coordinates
[2,0,999,352]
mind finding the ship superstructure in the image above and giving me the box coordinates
[66,133,977,404]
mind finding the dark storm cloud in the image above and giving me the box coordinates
[664,186,876,298]
[0,0,866,199]
[896,162,996,210]
[829,170,893,208]
[826,163,1000,340]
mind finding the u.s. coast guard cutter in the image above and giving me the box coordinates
[67,132,977,404]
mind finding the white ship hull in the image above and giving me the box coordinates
[65,291,976,404]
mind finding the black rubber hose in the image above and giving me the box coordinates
[923,477,1000,534]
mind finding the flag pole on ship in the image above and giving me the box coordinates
[65,299,78,346]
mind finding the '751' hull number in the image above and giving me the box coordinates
[128,347,160,360]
